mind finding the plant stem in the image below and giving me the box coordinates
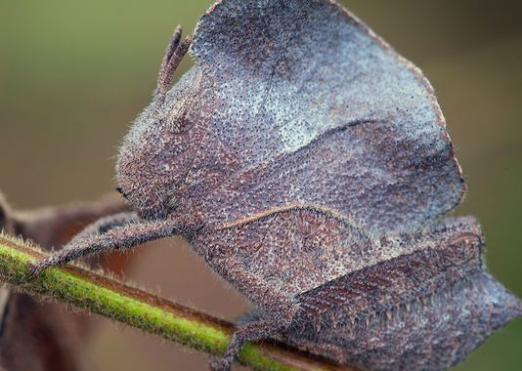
[0,233,351,371]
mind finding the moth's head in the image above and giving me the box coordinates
[115,28,199,220]
[116,94,183,220]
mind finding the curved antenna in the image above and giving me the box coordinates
[157,25,192,96]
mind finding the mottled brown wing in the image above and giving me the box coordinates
[193,211,484,311]
[189,0,465,235]
[285,221,522,370]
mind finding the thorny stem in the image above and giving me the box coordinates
[0,233,352,371]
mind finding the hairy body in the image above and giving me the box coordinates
[32,1,521,370]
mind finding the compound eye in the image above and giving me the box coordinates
[115,187,128,200]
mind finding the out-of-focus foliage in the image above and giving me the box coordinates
[0,1,520,370]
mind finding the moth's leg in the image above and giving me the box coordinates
[29,212,178,276]
[209,266,299,370]
[73,211,140,236]
[210,308,297,371]
[15,194,128,248]
[157,25,192,96]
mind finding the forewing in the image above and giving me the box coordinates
[190,0,464,234]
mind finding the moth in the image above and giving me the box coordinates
[32,1,521,370]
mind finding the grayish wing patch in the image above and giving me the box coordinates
[190,0,465,234]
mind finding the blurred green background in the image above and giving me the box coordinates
[0,0,520,370]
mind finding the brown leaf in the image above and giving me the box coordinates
[0,191,129,371]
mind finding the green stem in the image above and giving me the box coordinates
[0,233,348,371]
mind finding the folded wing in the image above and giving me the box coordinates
[190,0,465,234]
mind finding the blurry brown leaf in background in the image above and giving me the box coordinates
[0,192,128,371]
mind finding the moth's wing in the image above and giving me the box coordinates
[192,209,480,310]
[190,0,464,234]
[193,207,372,308]
[287,218,522,369]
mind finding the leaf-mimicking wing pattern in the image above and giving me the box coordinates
[189,0,465,235]
[31,1,521,370]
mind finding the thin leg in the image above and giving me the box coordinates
[157,25,192,96]
[72,212,140,236]
[210,314,295,371]
[29,213,176,277]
